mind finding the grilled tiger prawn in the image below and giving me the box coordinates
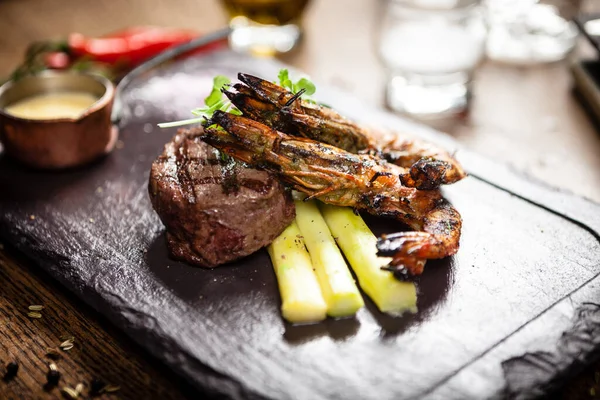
[227,73,467,190]
[199,111,462,278]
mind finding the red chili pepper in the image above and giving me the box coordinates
[67,26,202,67]
[44,52,70,70]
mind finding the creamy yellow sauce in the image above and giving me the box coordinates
[4,92,99,120]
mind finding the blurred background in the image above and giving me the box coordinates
[1,2,600,399]
[0,0,599,203]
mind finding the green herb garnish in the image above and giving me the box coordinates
[158,69,317,129]
[277,68,316,101]
[157,75,241,128]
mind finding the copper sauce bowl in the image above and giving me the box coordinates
[0,71,117,169]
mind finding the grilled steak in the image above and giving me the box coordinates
[148,128,295,267]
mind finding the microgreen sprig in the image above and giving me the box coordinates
[157,75,240,128]
[157,69,318,129]
[277,69,316,103]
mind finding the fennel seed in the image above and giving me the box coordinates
[75,383,84,394]
[104,384,120,393]
[27,311,42,319]
[61,387,79,399]
[60,338,75,351]
[28,305,44,311]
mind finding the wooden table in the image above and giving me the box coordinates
[1,0,599,398]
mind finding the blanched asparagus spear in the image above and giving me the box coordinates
[294,200,364,318]
[320,204,417,315]
[268,221,327,324]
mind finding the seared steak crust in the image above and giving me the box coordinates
[149,128,295,267]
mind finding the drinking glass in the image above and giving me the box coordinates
[221,0,311,56]
[378,0,487,119]
[484,0,581,64]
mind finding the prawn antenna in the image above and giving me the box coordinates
[284,88,306,107]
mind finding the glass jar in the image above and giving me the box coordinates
[484,0,581,64]
[377,0,487,119]
[222,0,311,56]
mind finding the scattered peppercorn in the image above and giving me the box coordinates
[4,362,19,380]
[47,369,61,385]
[90,378,106,395]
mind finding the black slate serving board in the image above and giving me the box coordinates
[1,50,600,400]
